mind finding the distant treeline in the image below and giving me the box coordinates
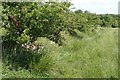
[74,10,118,28]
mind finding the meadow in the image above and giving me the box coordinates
[1,28,118,78]
[1,1,119,79]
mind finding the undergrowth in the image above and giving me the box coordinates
[1,28,118,78]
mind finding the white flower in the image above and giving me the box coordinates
[32,45,36,50]
[50,41,55,44]
[26,45,29,49]
[21,44,24,47]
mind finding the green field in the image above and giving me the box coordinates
[2,28,118,78]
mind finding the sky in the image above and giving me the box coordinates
[70,0,119,14]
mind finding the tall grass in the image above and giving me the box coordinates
[49,28,118,78]
[2,28,118,78]
[0,51,1,78]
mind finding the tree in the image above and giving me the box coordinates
[75,9,83,14]
[2,2,72,45]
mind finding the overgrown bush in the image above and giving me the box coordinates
[2,2,72,72]
[2,1,118,76]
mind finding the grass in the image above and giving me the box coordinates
[1,28,118,78]
[0,62,2,79]
[49,28,118,78]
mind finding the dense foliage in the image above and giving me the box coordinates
[2,2,118,45]
[1,1,118,77]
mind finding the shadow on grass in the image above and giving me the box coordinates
[2,40,43,70]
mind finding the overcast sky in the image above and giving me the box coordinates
[70,0,119,14]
